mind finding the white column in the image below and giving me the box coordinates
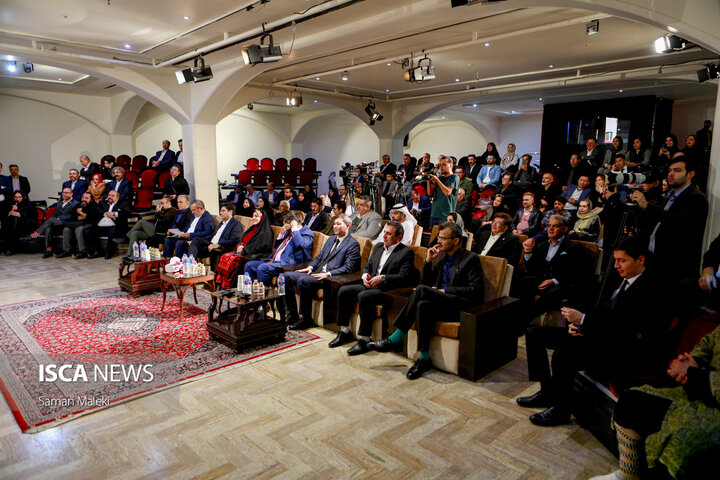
[181,123,220,214]
[705,85,720,247]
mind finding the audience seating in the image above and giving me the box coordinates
[275,158,288,171]
[116,154,131,170]
[246,158,259,171]
[299,171,315,186]
[133,188,154,212]
[236,170,253,185]
[253,171,267,186]
[131,155,148,172]
[141,170,158,188]
[260,158,273,171]
[126,171,140,190]
[157,171,171,189]
[304,158,317,172]
[267,171,283,185]
[289,158,303,172]
[284,172,300,185]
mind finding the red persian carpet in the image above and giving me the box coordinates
[0,288,320,433]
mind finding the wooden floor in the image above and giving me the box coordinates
[0,254,616,479]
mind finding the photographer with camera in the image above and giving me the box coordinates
[630,155,708,281]
[427,157,459,227]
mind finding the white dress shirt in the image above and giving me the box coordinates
[210,220,228,244]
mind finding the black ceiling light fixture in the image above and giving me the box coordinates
[176,54,213,84]
[242,22,283,65]
[286,89,302,107]
[697,61,720,83]
[365,100,383,126]
[654,34,693,53]
[403,54,436,83]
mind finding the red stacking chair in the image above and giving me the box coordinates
[237,170,252,185]
[44,206,56,220]
[289,158,303,172]
[260,157,273,171]
[125,171,140,190]
[253,171,267,186]
[157,170,171,189]
[116,154,131,170]
[246,158,260,171]
[268,171,283,185]
[275,158,288,171]
[304,158,317,172]
[285,171,300,185]
[131,155,148,172]
[133,188,154,211]
[141,170,158,188]
[299,171,315,186]
[36,207,45,227]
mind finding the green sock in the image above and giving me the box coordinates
[388,330,406,344]
[420,351,430,361]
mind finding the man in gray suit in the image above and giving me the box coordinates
[31,187,80,258]
[284,214,361,330]
[348,195,383,239]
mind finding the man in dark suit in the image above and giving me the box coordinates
[516,215,591,323]
[378,154,397,176]
[148,139,175,172]
[7,164,31,196]
[245,212,314,286]
[455,187,472,225]
[331,221,419,355]
[562,154,593,190]
[106,167,132,203]
[187,203,243,264]
[175,139,183,164]
[86,189,131,259]
[496,173,520,212]
[580,137,602,171]
[31,187,79,257]
[262,182,281,209]
[302,197,329,232]
[79,155,101,183]
[511,192,542,236]
[369,222,485,379]
[0,162,12,216]
[472,212,521,266]
[62,169,88,202]
[465,154,481,186]
[561,175,592,213]
[408,188,432,228]
[164,199,215,258]
[516,237,670,426]
[284,214,361,330]
[152,195,192,248]
[631,156,708,281]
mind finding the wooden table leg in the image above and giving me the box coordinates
[161,280,167,311]
[177,284,189,321]
[193,283,198,304]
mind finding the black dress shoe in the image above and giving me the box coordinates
[42,251,54,258]
[55,251,71,258]
[406,358,432,380]
[347,339,370,356]
[367,337,403,353]
[289,317,314,330]
[328,330,354,348]
[284,313,300,326]
[75,252,87,259]
[529,407,571,427]
[87,252,102,259]
[516,391,552,408]
[104,252,113,260]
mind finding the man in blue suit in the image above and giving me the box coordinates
[106,167,132,203]
[561,175,592,213]
[145,140,175,173]
[164,199,215,257]
[61,169,88,202]
[187,203,243,265]
[408,188,432,228]
[245,212,314,286]
[284,213,361,330]
[477,154,502,190]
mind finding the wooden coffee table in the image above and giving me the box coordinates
[160,272,216,320]
[118,257,169,296]
[207,288,287,352]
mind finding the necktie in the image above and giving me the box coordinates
[314,238,340,273]
[610,279,629,309]
[270,233,292,262]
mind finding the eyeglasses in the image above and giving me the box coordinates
[437,235,453,241]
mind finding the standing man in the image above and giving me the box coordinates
[62,169,88,202]
[428,157,459,227]
[284,214,361,330]
[348,195,383,239]
[368,222,485,379]
[175,139,183,164]
[7,164,31,196]
[332,221,419,355]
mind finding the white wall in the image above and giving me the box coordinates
[672,99,716,142]
[132,112,182,160]
[497,113,543,157]
[404,119,487,158]
[0,94,110,202]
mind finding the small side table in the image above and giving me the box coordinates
[118,257,170,296]
[160,272,216,320]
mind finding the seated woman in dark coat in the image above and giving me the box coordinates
[215,208,273,289]
[3,190,38,255]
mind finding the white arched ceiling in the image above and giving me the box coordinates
[0,92,110,134]
[111,94,149,135]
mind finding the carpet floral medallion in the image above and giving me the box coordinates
[0,288,320,433]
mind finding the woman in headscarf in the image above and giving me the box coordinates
[256,196,275,220]
[101,157,116,180]
[478,142,499,165]
[86,173,107,203]
[653,134,679,172]
[214,208,274,289]
[236,197,255,217]
[3,190,38,255]
[682,134,708,191]
[295,192,311,213]
[302,184,316,201]
[569,198,600,242]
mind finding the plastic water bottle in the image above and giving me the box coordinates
[278,273,285,296]
[258,282,265,299]
[244,275,252,295]
[237,275,244,292]
[181,254,188,275]
[252,279,259,297]
[141,241,150,262]
[132,241,139,259]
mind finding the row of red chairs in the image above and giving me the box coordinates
[103,154,150,173]
[236,170,317,186]
[247,157,316,172]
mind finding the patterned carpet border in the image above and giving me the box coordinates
[0,287,321,433]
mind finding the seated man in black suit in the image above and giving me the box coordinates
[516,237,670,426]
[106,167,132,203]
[87,189,131,259]
[64,191,103,259]
[62,168,88,202]
[302,197,329,232]
[284,213,361,331]
[144,140,175,173]
[331,221,419,355]
[187,203,243,266]
[150,195,192,248]
[515,215,591,324]
[79,154,101,183]
[472,212,521,266]
[31,187,79,258]
[368,222,485,380]
[163,199,215,258]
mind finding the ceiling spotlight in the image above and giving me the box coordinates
[242,31,282,65]
[365,100,383,126]
[586,19,599,35]
[176,55,213,84]
[247,103,254,111]
[455,78,460,82]
[340,71,349,81]
[22,62,33,73]
[548,64,554,68]
[619,89,623,93]
[183,16,190,20]
[313,100,318,103]
[387,63,391,66]
[654,34,693,53]
[315,77,320,80]
[538,97,543,101]
[385,89,390,92]
[124,43,131,49]
[697,62,720,83]
[6,61,17,73]
[472,103,477,107]
[403,55,436,83]
[484,42,490,47]
[286,89,302,107]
